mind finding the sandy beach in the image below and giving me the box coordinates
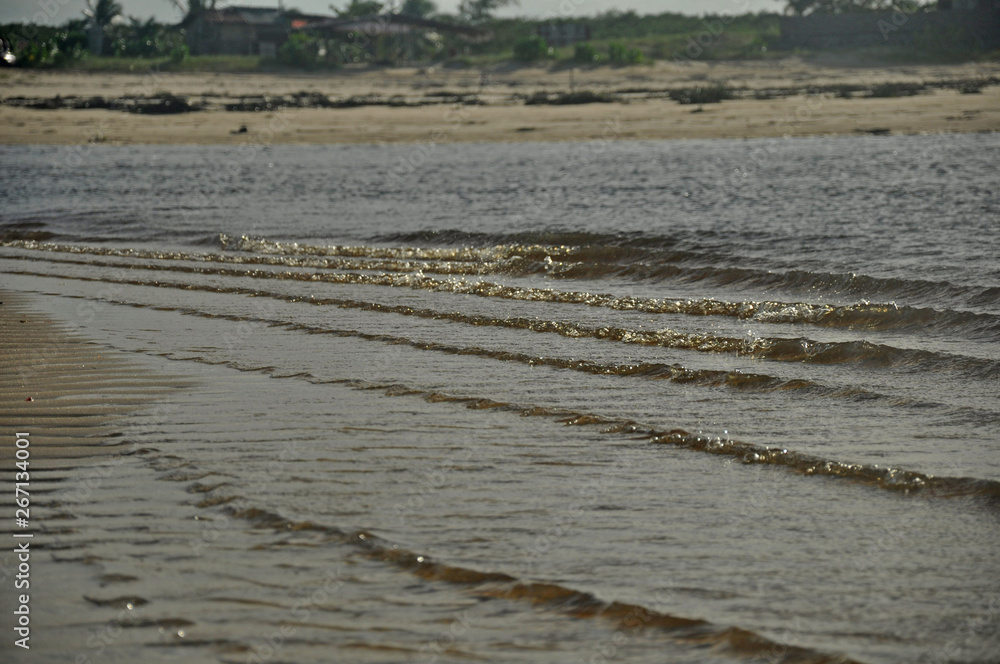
[1,59,998,144]
[0,290,191,659]
[0,291,180,466]
[3,51,1000,663]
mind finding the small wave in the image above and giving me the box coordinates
[370,228,685,251]
[6,233,998,311]
[192,233,229,247]
[223,233,718,268]
[549,260,998,312]
[219,233,517,262]
[6,239,998,337]
[971,286,1000,307]
[197,501,860,663]
[284,232,999,309]
[4,257,998,379]
[0,228,58,242]
[40,285,1000,505]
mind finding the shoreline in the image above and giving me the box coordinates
[2,89,998,145]
[0,288,188,658]
[0,291,177,466]
[2,61,998,145]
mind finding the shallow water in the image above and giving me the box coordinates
[1,134,999,663]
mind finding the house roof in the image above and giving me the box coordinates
[300,13,490,40]
[229,7,284,24]
[179,8,492,42]
[182,6,285,27]
[196,10,248,25]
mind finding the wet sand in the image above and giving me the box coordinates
[0,291,181,466]
[1,59,998,144]
[0,290,189,659]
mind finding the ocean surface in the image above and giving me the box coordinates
[1,134,999,664]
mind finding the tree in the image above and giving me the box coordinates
[86,0,123,27]
[401,0,436,16]
[458,0,519,24]
[164,0,218,22]
[784,0,928,14]
[123,16,163,56]
[784,0,818,14]
[512,34,548,61]
[335,0,384,16]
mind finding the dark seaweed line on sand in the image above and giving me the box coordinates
[2,75,994,113]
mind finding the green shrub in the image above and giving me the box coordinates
[513,34,550,62]
[573,42,600,63]
[169,43,189,64]
[277,32,321,69]
[608,42,642,64]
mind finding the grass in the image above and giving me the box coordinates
[35,33,1000,75]
[803,44,1000,65]
[68,55,266,73]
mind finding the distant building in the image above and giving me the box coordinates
[180,8,489,59]
[939,0,986,9]
[938,0,1000,9]
[536,23,591,47]
[295,13,491,63]
[303,13,490,42]
[181,6,295,57]
[778,1,1000,50]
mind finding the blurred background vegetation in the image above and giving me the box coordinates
[0,0,995,72]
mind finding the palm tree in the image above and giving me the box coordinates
[459,0,519,23]
[86,0,123,27]
[163,0,218,22]
[784,0,920,14]
[83,0,122,55]
[401,0,436,16]
[785,0,819,14]
[335,0,385,16]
